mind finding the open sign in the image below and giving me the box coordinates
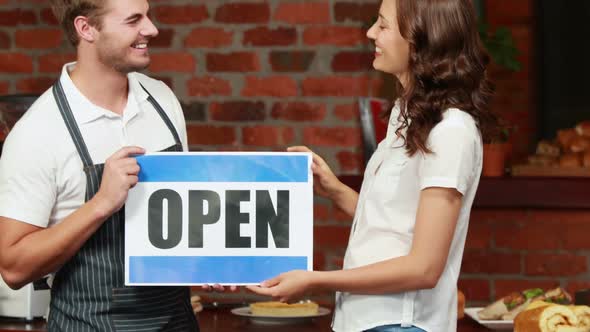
[124,152,313,285]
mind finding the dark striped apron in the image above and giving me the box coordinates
[47,81,199,332]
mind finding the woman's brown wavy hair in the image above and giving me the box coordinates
[388,0,499,156]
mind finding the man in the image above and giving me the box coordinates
[0,0,199,330]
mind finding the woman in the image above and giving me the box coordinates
[248,0,498,331]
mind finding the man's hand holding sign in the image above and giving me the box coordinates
[125,152,313,286]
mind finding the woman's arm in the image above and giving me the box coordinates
[248,186,462,301]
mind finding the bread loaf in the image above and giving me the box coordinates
[584,152,590,168]
[537,140,561,157]
[558,129,579,150]
[529,154,558,166]
[559,153,583,168]
[570,305,590,330]
[458,289,465,319]
[576,121,590,137]
[514,304,581,332]
[570,137,590,153]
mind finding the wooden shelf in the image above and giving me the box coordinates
[339,175,590,209]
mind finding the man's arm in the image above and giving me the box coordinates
[0,146,144,289]
[0,201,108,289]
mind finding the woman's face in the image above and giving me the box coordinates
[366,0,410,86]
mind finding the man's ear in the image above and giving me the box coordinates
[73,16,97,43]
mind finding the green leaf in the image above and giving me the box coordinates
[523,288,544,299]
[478,22,522,72]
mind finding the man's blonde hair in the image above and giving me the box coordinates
[50,0,108,46]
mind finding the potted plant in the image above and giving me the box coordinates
[482,125,515,177]
[478,23,522,176]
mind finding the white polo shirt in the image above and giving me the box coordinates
[332,102,483,332]
[0,62,188,228]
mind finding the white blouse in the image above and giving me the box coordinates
[332,102,483,332]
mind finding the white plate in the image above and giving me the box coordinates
[465,307,513,330]
[230,306,331,325]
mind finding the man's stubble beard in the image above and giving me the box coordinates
[96,39,150,74]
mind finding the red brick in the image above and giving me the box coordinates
[563,221,590,250]
[494,222,561,250]
[15,29,62,49]
[0,81,9,94]
[494,279,560,300]
[332,51,374,72]
[0,53,33,73]
[334,2,380,23]
[465,224,493,250]
[314,251,326,270]
[210,101,266,122]
[274,2,330,24]
[331,254,345,269]
[149,52,195,73]
[153,5,208,24]
[0,31,9,49]
[314,203,330,223]
[0,9,36,26]
[38,53,76,73]
[302,76,369,96]
[186,76,232,97]
[16,77,55,94]
[215,3,270,24]
[369,76,384,96]
[271,102,327,122]
[470,209,529,224]
[207,52,259,72]
[303,26,366,46]
[150,28,174,48]
[303,127,361,147]
[314,225,350,249]
[458,279,491,302]
[242,76,297,97]
[485,0,532,25]
[528,210,590,224]
[186,125,236,146]
[461,251,521,274]
[243,27,297,47]
[269,51,314,72]
[40,8,58,25]
[181,102,205,122]
[336,150,363,173]
[332,206,352,222]
[242,126,295,147]
[566,281,590,296]
[153,76,173,90]
[334,103,360,121]
[184,28,233,48]
[525,254,587,277]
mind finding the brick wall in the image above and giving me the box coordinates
[2,0,575,308]
[0,0,386,175]
[461,209,590,306]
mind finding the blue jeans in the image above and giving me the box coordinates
[364,324,426,332]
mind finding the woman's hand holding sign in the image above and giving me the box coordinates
[287,146,359,219]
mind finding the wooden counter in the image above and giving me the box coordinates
[0,309,490,331]
[340,175,590,209]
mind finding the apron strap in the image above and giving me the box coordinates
[53,81,94,168]
[139,83,183,147]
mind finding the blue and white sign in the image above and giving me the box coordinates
[124,152,313,285]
